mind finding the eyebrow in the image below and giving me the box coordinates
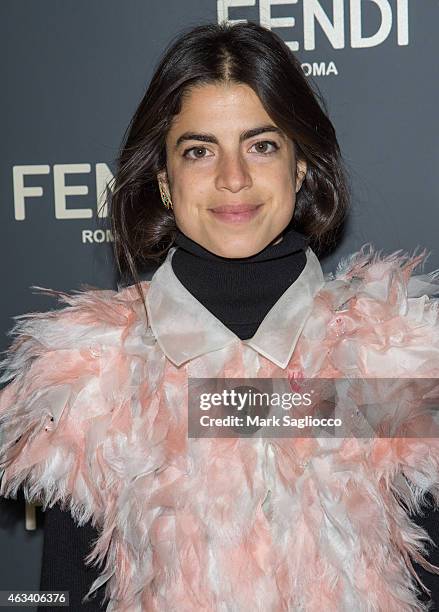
[175,125,285,148]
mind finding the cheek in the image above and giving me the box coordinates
[171,163,212,200]
[170,168,210,226]
[258,160,296,202]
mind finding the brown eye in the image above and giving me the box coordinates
[250,140,279,154]
[183,146,210,159]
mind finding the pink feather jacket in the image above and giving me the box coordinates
[1,243,439,611]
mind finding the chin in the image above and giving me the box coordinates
[209,239,265,259]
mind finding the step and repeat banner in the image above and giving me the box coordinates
[1,0,438,604]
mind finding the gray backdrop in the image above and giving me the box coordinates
[1,0,438,605]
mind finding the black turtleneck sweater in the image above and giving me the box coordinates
[171,226,308,340]
[38,228,439,610]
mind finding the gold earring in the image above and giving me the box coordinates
[158,181,173,210]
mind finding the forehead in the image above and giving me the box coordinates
[169,82,275,135]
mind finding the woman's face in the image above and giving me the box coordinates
[159,82,307,258]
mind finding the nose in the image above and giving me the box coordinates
[215,151,252,193]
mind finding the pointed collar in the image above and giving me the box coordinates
[145,246,324,369]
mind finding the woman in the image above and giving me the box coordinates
[1,21,439,611]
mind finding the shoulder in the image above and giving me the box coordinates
[0,281,152,387]
[320,243,439,318]
[312,244,439,376]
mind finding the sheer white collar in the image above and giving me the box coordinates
[145,246,324,369]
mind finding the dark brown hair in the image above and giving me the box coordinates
[106,21,350,309]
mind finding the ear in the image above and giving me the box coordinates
[295,159,307,193]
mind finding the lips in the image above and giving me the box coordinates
[210,204,261,213]
[209,203,263,224]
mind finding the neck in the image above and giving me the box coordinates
[171,226,309,340]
